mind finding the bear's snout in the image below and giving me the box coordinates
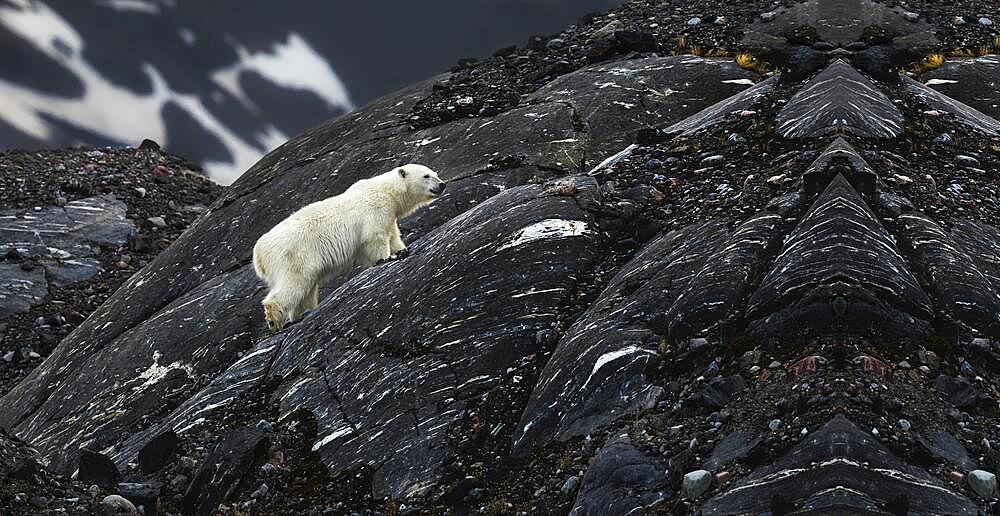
[431,182,446,195]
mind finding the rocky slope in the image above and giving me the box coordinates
[4,0,1000,515]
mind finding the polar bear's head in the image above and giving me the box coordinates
[397,164,446,201]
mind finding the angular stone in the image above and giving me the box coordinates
[935,375,996,413]
[666,76,776,136]
[704,431,763,472]
[117,482,161,511]
[914,431,978,471]
[77,449,120,490]
[138,431,178,475]
[777,60,903,138]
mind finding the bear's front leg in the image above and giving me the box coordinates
[360,236,391,268]
[388,224,406,254]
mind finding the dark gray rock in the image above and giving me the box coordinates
[920,57,1000,121]
[701,415,978,515]
[137,431,177,475]
[666,211,785,341]
[914,431,978,471]
[699,375,746,408]
[182,427,267,516]
[665,76,776,136]
[514,220,730,452]
[704,431,762,472]
[904,74,1000,135]
[776,60,903,138]
[528,56,762,164]
[935,375,996,413]
[77,449,119,490]
[569,434,670,515]
[0,195,134,292]
[892,210,1000,337]
[117,482,161,511]
[747,175,934,340]
[0,264,47,319]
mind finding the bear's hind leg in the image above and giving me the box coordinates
[261,274,312,332]
[297,284,320,315]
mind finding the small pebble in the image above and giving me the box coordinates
[101,494,137,514]
[683,470,712,498]
[769,419,782,431]
[898,419,911,431]
[979,17,993,26]
[147,216,167,228]
[561,475,580,494]
[968,470,997,498]
[761,11,776,22]
[934,133,955,146]
[687,17,702,26]
[700,155,725,167]
[903,11,919,22]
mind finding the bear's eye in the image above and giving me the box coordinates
[423,174,429,178]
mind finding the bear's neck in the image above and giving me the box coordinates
[379,175,425,219]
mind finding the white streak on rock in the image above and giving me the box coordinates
[499,219,591,251]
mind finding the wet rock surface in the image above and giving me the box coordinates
[4,0,1000,514]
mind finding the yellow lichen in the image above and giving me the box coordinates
[735,52,769,75]
[911,53,944,74]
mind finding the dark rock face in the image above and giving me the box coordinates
[748,174,933,340]
[4,3,1000,514]
[919,57,1000,122]
[776,60,903,138]
[182,427,267,516]
[0,195,134,317]
[701,415,978,515]
[569,434,671,515]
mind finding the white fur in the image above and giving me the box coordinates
[252,164,445,332]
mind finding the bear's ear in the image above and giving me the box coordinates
[398,167,407,178]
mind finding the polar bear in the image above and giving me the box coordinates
[252,164,446,332]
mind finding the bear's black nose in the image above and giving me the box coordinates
[432,183,446,195]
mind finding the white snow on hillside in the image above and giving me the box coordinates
[0,0,353,184]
